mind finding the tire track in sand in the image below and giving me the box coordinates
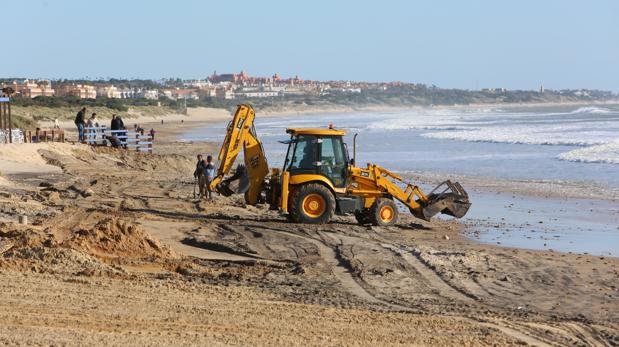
[309,229,555,347]
[252,225,553,346]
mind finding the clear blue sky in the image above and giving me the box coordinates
[2,0,618,91]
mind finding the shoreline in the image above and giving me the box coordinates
[36,99,619,131]
[258,99,619,116]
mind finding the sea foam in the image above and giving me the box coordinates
[558,140,619,164]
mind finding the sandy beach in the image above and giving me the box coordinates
[0,113,617,346]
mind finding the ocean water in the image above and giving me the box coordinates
[182,104,619,256]
[184,105,619,187]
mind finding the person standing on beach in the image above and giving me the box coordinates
[109,115,122,147]
[74,107,86,142]
[111,114,119,130]
[204,155,216,200]
[149,128,156,140]
[87,113,99,128]
[193,154,207,198]
[117,116,125,130]
[86,113,99,142]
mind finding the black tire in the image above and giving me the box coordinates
[369,198,398,226]
[289,183,336,224]
[354,210,372,225]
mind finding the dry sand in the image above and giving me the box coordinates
[0,125,617,346]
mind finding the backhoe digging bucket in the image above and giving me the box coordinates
[217,164,250,197]
[412,180,471,221]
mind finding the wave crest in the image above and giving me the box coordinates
[568,106,612,115]
[558,140,619,164]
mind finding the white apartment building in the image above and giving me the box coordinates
[96,85,122,98]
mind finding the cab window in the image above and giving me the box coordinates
[320,136,347,187]
[289,135,317,172]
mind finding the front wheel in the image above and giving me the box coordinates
[289,183,336,224]
[369,198,398,226]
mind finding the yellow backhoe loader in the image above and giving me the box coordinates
[209,104,471,226]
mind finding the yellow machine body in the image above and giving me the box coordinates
[212,104,471,225]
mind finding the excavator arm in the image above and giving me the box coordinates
[349,164,470,221]
[209,104,269,205]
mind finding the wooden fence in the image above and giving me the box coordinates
[0,96,19,144]
[84,126,153,152]
[26,128,65,143]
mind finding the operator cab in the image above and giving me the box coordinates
[283,128,349,188]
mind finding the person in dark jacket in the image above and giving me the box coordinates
[111,114,120,130]
[117,116,125,130]
[193,154,207,198]
[109,114,122,147]
[74,107,86,142]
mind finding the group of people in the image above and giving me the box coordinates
[194,154,216,200]
[73,107,156,144]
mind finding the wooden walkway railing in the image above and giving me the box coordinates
[26,128,65,143]
[84,126,153,152]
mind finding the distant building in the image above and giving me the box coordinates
[56,84,96,99]
[235,90,280,98]
[120,88,136,99]
[2,79,55,98]
[539,84,544,93]
[161,88,199,100]
[197,86,218,98]
[215,87,235,99]
[139,89,159,100]
[481,88,507,93]
[184,79,212,89]
[96,85,122,98]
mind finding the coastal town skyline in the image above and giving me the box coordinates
[3,70,614,103]
[2,0,618,91]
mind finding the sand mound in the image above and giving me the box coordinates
[0,222,122,275]
[36,143,194,178]
[0,212,177,276]
[0,143,77,175]
[5,247,124,276]
[65,218,177,260]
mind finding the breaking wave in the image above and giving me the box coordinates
[558,140,619,164]
[421,126,615,146]
[568,106,612,115]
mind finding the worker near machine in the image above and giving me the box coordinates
[74,107,86,142]
[298,142,316,169]
[204,155,216,200]
[194,154,207,198]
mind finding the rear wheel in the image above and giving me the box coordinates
[369,198,398,226]
[289,183,335,224]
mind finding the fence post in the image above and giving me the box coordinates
[7,102,11,144]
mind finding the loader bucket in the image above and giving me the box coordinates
[216,164,250,197]
[411,180,471,221]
